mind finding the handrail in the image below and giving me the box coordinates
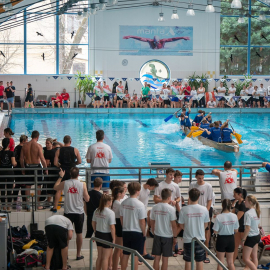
[0,98,10,115]
[191,237,228,270]
[90,237,153,270]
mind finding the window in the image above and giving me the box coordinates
[220,0,270,75]
[0,1,89,75]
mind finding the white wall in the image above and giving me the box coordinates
[90,4,221,92]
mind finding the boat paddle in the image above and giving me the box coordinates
[187,112,211,138]
[229,123,243,144]
[164,108,182,122]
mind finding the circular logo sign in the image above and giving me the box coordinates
[139,60,170,89]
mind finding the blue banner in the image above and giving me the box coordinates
[185,95,192,101]
[265,79,270,82]
[239,79,245,82]
[252,79,257,82]
[86,93,95,98]
[95,77,100,81]
[226,79,231,82]
[214,79,219,82]
[233,96,240,101]
[122,78,127,81]
[80,77,85,80]
[202,79,206,82]
[67,76,73,80]
[108,93,116,98]
[265,96,270,101]
[135,78,140,81]
[108,77,115,81]
[119,25,193,56]
[215,96,223,101]
[53,76,58,80]
[177,78,182,82]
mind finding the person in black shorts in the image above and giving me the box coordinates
[25,83,34,108]
[13,135,28,208]
[92,194,116,270]
[111,186,126,270]
[52,135,81,213]
[0,138,17,210]
[232,187,247,262]
[85,177,103,238]
[213,199,239,270]
[242,195,261,270]
[44,215,74,270]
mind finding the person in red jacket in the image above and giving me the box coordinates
[52,92,63,108]
[61,88,70,108]
[4,128,15,151]
[0,81,4,111]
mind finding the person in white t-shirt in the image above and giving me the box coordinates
[212,161,238,201]
[54,167,89,260]
[160,85,171,108]
[111,186,126,270]
[150,188,178,270]
[116,81,124,108]
[86,130,113,192]
[228,83,236,97]
[93,194,116,270]
[207,98,217,108]
[189,169,213,263]
[178,188,210,270]
[242,195,261,270]
[240,85,248,107]
[258,83,267,107]
[138,178,159,261]
[190,86,198,108]
[45,215,74,270]
[120,182,147,270]
[252,85,260,108]
[247,82,254,107]
[213,199,239,270]
[94,81,104,108]
[217,82,226,108]
[154,168,181,208]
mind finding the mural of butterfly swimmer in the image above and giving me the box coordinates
[123,35,190,49]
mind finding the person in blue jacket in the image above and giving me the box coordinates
[262,162,270,173]
[192,110,205,126]
[200,119,210,138]
[204,121,222,142]
[220,120,235,143]
[181,106,191,128]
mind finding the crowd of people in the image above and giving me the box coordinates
[18,80,270,110]
[0,127,269,270]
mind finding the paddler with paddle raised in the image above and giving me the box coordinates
[192,110,205,126]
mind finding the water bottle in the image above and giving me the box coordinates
[16,197,22,212]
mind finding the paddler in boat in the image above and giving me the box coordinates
[181,106,192,128]
[198,118,211,139]
[220,120,235,143]
[192,110,205,126]
[203,121,222,142]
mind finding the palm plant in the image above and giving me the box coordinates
[75,72,95,104]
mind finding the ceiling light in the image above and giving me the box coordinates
[99,0,106,10]
[83,8,88,17]
[107,0,117,5]
[158,12,165,21]
[90,8,97,15]
[186,4,195,16]
[238,15,245,23]
[205,0,215,12]
[259,11,266,21]
[231,0,242,9]
[171,9,179,19]
[76,11,82,19]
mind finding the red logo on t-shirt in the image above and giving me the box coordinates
[95,151,105,159]
[68,186,79,194]
[224,175,235,184]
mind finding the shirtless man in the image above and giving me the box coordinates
[20,130,48,210]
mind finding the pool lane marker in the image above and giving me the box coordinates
[90,120,138,177]
[135,119,212,173]
[41,120,50,137]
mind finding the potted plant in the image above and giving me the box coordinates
[188,72,210,91]
[75,73,95,108]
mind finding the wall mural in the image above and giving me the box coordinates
[119,25,193,56]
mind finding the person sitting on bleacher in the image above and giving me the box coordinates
[61,89,70,108]
[52,92,63,108]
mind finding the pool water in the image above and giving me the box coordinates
[9,113,270,172]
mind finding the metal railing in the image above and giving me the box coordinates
[0,163,268,210]
[0,98,10,115]
[191,237,228,270]
[90,237,153,270]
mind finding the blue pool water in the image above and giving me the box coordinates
[9,113,270,172]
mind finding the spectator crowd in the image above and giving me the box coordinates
[0,127,269,270]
